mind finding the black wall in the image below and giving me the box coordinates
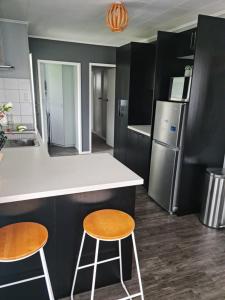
[29,38,116,152]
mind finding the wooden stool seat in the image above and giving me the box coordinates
[83,209,135,240]
[0,222,48,261]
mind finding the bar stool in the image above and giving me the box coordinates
[0,222,55,300]
[70,209,144,300]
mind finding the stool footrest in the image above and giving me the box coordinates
[78,256,120,270]
[0,274,45,289]
[117,292,142,300]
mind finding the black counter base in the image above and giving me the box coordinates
[0,186,136,300]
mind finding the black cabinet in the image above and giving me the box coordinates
[128,43,156,125]
[114,44,131,164]
[151,15,225,215]
[126,129,151,188]
[114,42,155,174]
[178,15,225,213]
[175,28,197,58]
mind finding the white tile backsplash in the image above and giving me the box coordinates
[13,115,22,123]
[19,90,31,102]
[20,102,33,115]
[21,115,34,124]
[5,89,20,102]
[0,77,34,127]
[0,79,4,89]
[11,103,21,115]
[18,79,31,90]
[0,89,5,101]
[3,78,19,90]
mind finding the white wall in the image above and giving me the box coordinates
[106,68,116,147]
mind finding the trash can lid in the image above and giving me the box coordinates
[207,168,225,178]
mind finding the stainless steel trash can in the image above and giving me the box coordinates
[200,168,225,229]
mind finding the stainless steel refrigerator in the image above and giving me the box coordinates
[148,100,187,213]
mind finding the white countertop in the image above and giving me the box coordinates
[0,140,143,204]
[127,125,151,137]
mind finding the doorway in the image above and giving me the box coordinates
[38,60,82,156]
[89,63,116,154]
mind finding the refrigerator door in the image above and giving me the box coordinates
[148,140,179,212]
[153,101,185,148]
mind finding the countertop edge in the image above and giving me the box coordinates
[0,178,144,204]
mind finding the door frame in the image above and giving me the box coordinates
[37,59,82,153]
[29,53,38,133]
[88,63,116,153]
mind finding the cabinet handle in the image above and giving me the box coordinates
[98,97,108,102]
[190,32,194,50]
[190,31,196,51]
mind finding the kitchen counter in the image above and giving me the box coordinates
[0,143,143,204]
[128,124,151,137]
[0,137,143,299]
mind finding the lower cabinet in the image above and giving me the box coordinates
[126,129,151,189]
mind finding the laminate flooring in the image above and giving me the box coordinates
[65,186,225,300]
[48,145,78,157]
[92,133,113,155]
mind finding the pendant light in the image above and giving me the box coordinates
[106,1,128,32]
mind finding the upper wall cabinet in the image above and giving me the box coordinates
[128,43,156,125]
[175,28,197,58]
[0,21,30,79]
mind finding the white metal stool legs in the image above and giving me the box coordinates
[131,232,144,300]
[71,231,86,300]
[71,231,144,300]
[118,240,130,298]
[40,248,55,300]
[90,239,99,300]
[0,247,55,300]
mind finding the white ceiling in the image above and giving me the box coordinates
[1,0,225,47]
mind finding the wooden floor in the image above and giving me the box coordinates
[92,133,113,154]
[48,145,78,157]
[65,187,225,300]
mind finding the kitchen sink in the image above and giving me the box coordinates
[5,139,39,148]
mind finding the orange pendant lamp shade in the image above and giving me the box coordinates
[106,1,128,32]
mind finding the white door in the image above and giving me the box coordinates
[106,68,116,147]
[46,64,64,146]
[92,68,105,139]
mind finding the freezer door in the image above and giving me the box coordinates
[148,140,179,212]
[153,101,185,148]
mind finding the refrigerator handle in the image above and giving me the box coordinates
[153,139,180,151]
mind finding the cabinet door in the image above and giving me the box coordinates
[126,129,151,188]
[175,28,197,57]
[114,44,131,164]
[126,129,139,172]
[137,133,151,188]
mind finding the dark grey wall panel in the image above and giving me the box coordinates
[29,38,116,151]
